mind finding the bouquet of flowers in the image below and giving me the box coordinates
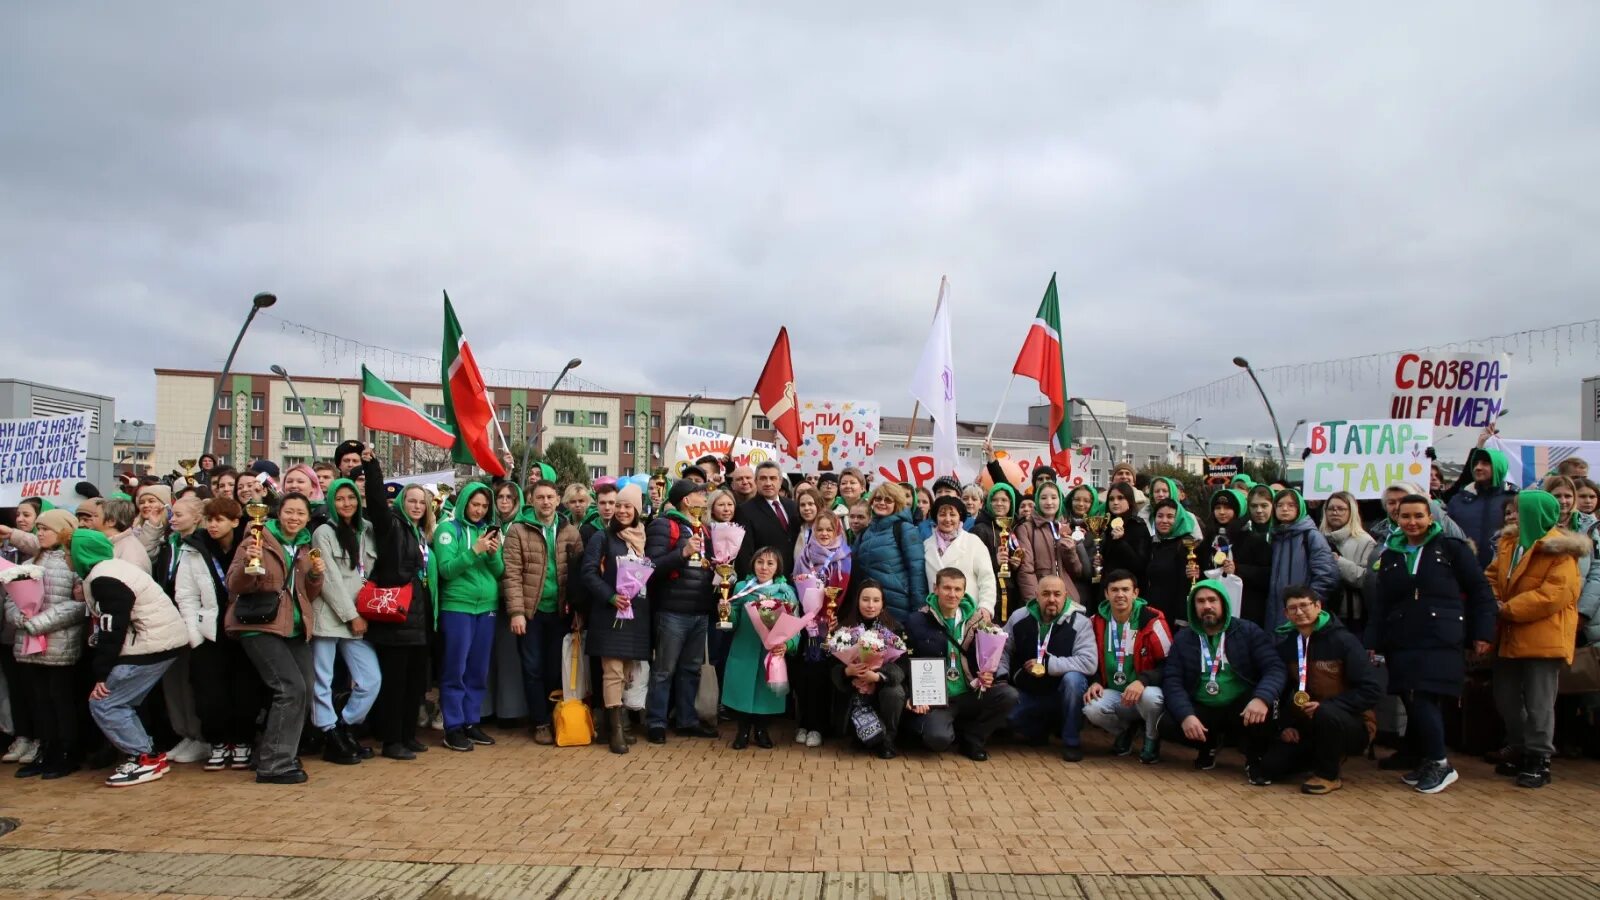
[0,560,46,656]
[709,521,745,566]
[613,555,654,624]
[825,625,907,671]
[973,623,1009,693]
[745,591,813,697]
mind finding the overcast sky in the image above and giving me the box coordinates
[5,3,1598,456]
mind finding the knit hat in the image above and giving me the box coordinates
[249,459,281,479]
[68,529,114,577]
[817,472,839,485]
[35,509,77,538]
[929,495,966,526]
[615,483,644,515]
[73,481,102,501]
[667,478,704,509]
[135,483,173,508]
[932,475,963,495]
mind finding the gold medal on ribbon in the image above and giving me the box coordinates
[1213,550,1227,566]
[1293,690,1311,707]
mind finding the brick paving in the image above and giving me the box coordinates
[1,720,1598,897]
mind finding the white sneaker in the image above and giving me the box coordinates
[794,729,810,745]
[16,739,41,765]
[2,737,31,763]
[204,744,231,771]
[805,731,823,748]
[230,744,254,771]
[105,753,169,788]
[167,738,210,764]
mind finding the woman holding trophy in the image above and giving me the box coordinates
[792,510,852,747]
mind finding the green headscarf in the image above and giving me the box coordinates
[1066,483,1103,518]
[325,478,366,531]
[983,481,1019,521]
[68,529,114,578]
[1516,490,1561,554]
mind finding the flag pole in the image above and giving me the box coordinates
[986,375,1017,441]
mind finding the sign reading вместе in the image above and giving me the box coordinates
[1303,419,1433,500]
[0,412,91,507]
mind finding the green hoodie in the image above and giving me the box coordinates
[1150,479,1199,543]
[925,592,979,698]
[495,480,526,527]
[325,478,366,533]
[1515,489,1561,559]
[1477,448,1510,490]
[1185,578,1245,707]
[1274,609,1331,636]
[69,529,114,577]
[433,482,506,615]
[264,516,314,637]
[1095,595,1147,685]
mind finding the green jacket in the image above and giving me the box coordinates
[432,482,505,615]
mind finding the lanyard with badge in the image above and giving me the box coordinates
[1198,632,1227,695]
[1107,617,1133,686]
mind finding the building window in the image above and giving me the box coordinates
[707,417,727,432]
[621,467,635,477]
[623,411,636,428]
[497,405,510,423]
[1147,455,1161,468]
[214,455,229,466]
[425,404,446,420]
[322,399,343,416]
[587,438,607,454]
[321,428,340,445]
[752,415,771,430]
[216,425,232,441]
[251,394,265,412]
[250,425,264,442]
[650,413,661,430]
[555,410,575,425]
[590,412,608,426]
[217,394,232,411]
[589,466,608,479]
[284,397,302,414]
[284,456,307,467]
[283,426,307,444]
[679,414,695,426]
[526,406,539,424]
[650,442,661,458]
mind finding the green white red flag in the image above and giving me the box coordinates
[359,365,454,449]
[440,292,507,477]
[1011,273,1072,472]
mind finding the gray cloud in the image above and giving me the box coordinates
[4,2,1598,460]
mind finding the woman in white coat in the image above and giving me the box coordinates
[922,495,997,619]
[1317,490,1378,627]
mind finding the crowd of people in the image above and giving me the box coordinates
[2,431,1595,797]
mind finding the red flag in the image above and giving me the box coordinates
[753,327,802,457]
[1012,274,1072,473]
[441,292,507,477]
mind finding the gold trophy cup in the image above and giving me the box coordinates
[1086,514,1108,583]
[1181,537,1199,586]
[823,585,842,625]
[715,563,735,630]
[243,500,270,575]
[995,516,1013,618]
[686,509,704,566]
[815,433,837,471]
[177,459,199,488]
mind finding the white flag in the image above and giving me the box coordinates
[910,277,958,477]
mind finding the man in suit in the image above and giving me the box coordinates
[736,461,801,576]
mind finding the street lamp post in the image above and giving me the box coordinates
[271,365,320,463]
[1070,397,1115,484]
[198,292,276,462]
[520,358,583,481]
[658,392,705,466]
[1233,356,1288,479]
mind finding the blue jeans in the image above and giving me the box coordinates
[517,610,565,727]
[440,611,496,730]
[311,637,382,730]
[1008,671,1089,747]
[90,660,176,756]
[646,611,707,730]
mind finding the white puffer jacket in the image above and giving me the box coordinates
[173,543,219,647]
[923,530,997,615]
[83,558,188,659]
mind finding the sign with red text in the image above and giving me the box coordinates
[1304,419,1433,500]
[0,413,90,508]
[1388,352,1508,429]
[871,448,979,490]
[669,425,784,476]
[796,399,879,474]
[1203,456,1245,487]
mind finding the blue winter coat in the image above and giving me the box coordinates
[1365,527,1497,697]
[1266,518,1338,632]
[1162,617,1285,724]
[852,510,927,624]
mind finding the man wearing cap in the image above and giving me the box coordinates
[643,480,718,742]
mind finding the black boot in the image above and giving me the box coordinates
[732,722,751,750]
[16,742,49,778]
[607,708,628,755]
[340,724,374,759]
[621,711,637,746]
[1516,754,1551,789]
[41,745,81,780]
[752,721,773,749]
[322,728,359,765]
[1494,750,1525,777]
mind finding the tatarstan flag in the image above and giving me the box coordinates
[360,365,454,448]
[1012,273,1072,472]
[441,292,507,476]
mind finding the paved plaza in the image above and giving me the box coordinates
[1,721,1597,898]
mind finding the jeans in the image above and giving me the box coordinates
[371,644,429,745]
[1009,672,1089,746]
[439,611,495,730]
[189,638,261,745]
[311,637,381,730]
[1084,684,1166,738]
[914,683,1020,752]
[646,611,707,730]
[517,610,566,727]
[241,635,312,777]
[1401,690,1447,762]
[1492,657,1562,756]
[90,660,175,756]
[1262,703,1370,780]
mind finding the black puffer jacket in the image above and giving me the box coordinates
[362,457,432,647]
[645,510,715,615]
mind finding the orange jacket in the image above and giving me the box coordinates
[1485,527,1586,663]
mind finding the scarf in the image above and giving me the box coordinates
[934,526,960,556]
[796,532,851,586]
[615,522,646,557]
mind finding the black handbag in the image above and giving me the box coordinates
[232,590,283,626]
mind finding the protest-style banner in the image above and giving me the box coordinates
[1304,419,1433,500]
[1388,352,1508,429]
[1203,456,1245,487]
[1485,437,1600,488]
[0,413,91,507]
[872,448,979,491]
[796,399,879,474]
[669,425,784,476]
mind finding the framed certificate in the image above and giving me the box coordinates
[909,659,949,707]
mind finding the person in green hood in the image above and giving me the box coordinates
[903,568,1019,761]
[493,479,524,528]
[1160,578,1285,784]
[1140,477,1202,541]
[1262,585,1381,795]
[970,481,1022,616]
[1445,445,1516,568]
[432,481,505,752]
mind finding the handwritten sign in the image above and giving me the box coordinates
[1304,419,1433,500]
[871,448,979,490]
[669,425,784,475]
[0,413,90,507]
[796,399,879,474]
[1388,352,1508,429]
